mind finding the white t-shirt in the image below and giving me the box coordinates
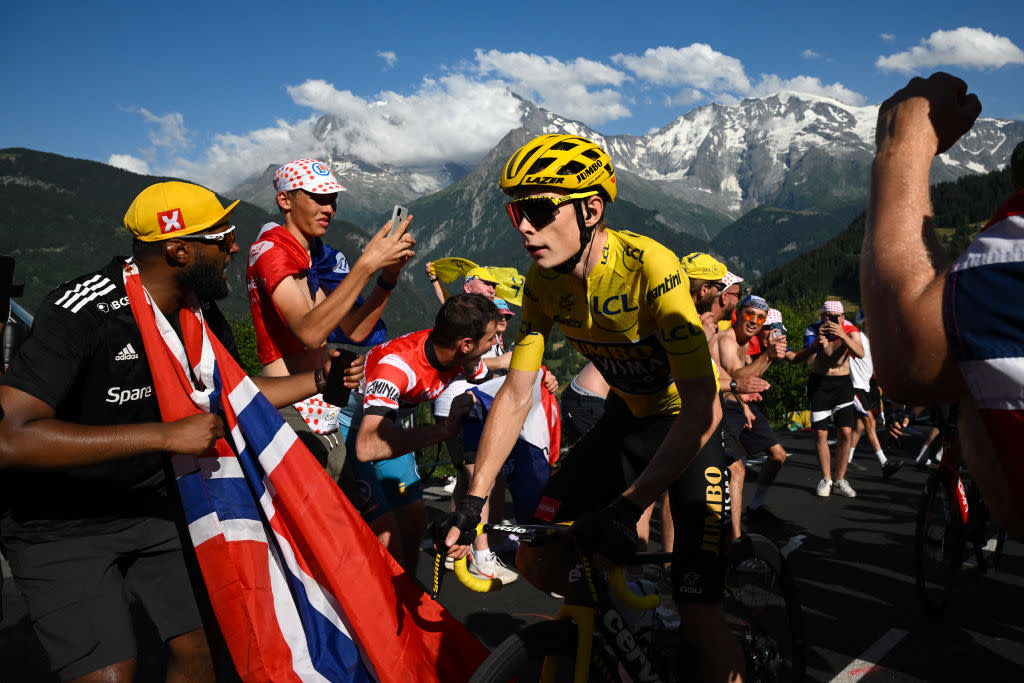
[849,332,873,392]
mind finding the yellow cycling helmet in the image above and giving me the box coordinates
[500,134,617,203]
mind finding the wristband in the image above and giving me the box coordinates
[377,275,397,291]
[314,367,328,394]
[461,494,487,518]
[429,277,439,283]
[730,379,738,393]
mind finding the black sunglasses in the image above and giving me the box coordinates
[505,191,597,230]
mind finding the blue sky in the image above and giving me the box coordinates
[2,1,1022,192]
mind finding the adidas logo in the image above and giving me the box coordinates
[115,343,139,361]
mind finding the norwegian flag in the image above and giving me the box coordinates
[461,371,561,523]
[122,262,487,683]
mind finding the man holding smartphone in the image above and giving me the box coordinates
[800,300,864,497]
[247,158,415,486]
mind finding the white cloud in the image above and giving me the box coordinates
[612,44,751,92]
[877,27,1024,72]
[881,33,894,41]
[108,154,150,175]
[750,75,867,105]
[162,73,524,191]
[131,108,189,149]
[474,49,631,124]
[613,43,863,107]
[801,49,820,59]
[669,88,704,107]
[377,51,397,70]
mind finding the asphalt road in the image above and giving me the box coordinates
[2,428,1022,682]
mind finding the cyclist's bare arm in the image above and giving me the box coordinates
[862,72,979,404]
[443,366,536,556]
[621,373,722,508]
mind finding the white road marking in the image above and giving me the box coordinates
[829,628,908,682]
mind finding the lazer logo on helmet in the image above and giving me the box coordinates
[106,385,153,405]
[523,176,565,185]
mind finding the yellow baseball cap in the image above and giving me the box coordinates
[124,181,239,242]
[465,266,499,284]
[681,252,727,281]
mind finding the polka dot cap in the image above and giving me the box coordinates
[273,158,346,194]
[721,271,744,288]
[823,300,844,315]
[765,308,783,325]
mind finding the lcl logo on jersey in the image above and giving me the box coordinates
[592,294,638,316]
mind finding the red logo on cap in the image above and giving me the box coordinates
[158,208,186,234]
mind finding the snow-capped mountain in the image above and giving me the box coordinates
[232,91,1021,225]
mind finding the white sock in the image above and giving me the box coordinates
[473,547,492,563]
[848,448,855,463]
[876,450,887,465]
[916,443,930,464]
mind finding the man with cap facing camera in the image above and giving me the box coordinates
[0,181,362,683]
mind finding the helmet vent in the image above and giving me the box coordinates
[526,157,556,175]
[559,160,586,175]
[550,141,579,151]
[582,149,602,160]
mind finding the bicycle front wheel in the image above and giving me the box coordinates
[469,619,618,683]
[723,533,806,683]
[914,469,964,615]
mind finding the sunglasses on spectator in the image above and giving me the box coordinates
[176,224,236,250]
[743,309,767,324]
[506,191,598,230]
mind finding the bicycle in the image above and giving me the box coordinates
[436,522,805,682]
[913,416,1007,616]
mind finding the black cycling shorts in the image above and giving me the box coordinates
[4,516,205,681]
[722,399,779,458]
[807,373,856,431]
[532,392,731,604]
[559,383,608,446]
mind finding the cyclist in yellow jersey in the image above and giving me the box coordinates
[436,134,744,683]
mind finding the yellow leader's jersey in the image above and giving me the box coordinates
[510,229,715,417]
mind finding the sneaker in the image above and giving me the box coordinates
[745,504,785,529]
[441,476,457,494]
[816,478,833,497]
[468,552,518,584]
[881,459,904,479]
[832,479,857,497]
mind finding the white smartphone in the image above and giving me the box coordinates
[389,205,408,235]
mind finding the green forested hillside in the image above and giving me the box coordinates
[756,163,1017,306]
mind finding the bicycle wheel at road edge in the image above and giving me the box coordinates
[723,533,807,683]
[914,469,964,616]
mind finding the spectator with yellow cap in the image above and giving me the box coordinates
[0,181,363,683]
